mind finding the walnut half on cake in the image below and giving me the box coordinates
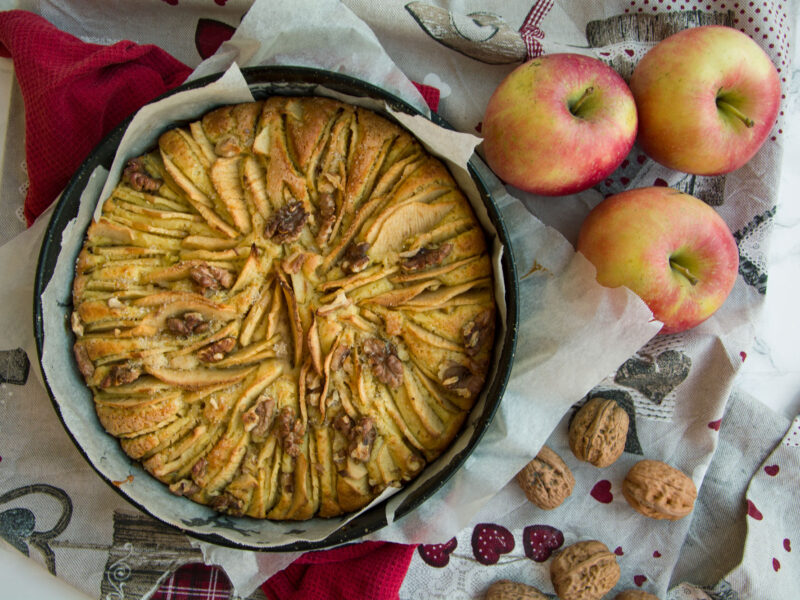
[70,97,496,520]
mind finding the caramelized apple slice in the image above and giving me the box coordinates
[161,154,238,239]
[144,363,255,390]
[367,201,457,260]
[210,156,252,234]
[278,271,304,368]
[96,392,184,438]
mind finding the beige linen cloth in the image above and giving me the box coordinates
[0,1,797,599]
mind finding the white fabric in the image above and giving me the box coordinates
[0,1,797,599]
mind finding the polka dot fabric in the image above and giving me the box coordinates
[624,0,792,138]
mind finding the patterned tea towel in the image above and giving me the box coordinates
[0,1,797,599]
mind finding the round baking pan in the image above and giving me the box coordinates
[33,66,519,551]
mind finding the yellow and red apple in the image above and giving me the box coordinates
[630,25,781,175]
[482,53,637,196]
[577,187,739,334]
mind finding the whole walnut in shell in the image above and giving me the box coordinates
[615,590,661,600]
[622,459,697,520]
[550,540,620,600]
[569,397,629,467]
[485,579,548,600]
[515,445,575,510]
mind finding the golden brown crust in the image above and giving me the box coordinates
[71,97,496,520]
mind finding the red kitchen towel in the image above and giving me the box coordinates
[262,541,417,600]
[0,10,192,225]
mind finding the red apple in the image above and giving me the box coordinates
[576,187,739,334]
[482,53,637,196]
[630,25,781,175]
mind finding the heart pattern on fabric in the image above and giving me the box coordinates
[592,147,651,197]
[522,525,564,562]
[0,484,73,575]
[746,500,763,520]
[418,537,458,567]
[590,480,613,504]
[764,464,779,476]
[0,348,30,385]
[614,349,691,405]
[0,507,36,555]
[194,18,236,59]
[471,523,514,565]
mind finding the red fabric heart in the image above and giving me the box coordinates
[747,499,764,520]
[764,464,779,476]
[418,537,457,568]
[195,18,236,60]
[590,480,613,503]
[522,524,563,562]
[0,10,193,225]
[471,523,515,565]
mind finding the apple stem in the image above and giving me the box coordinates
[717,99,755,128]
[570,87,594,116]
[670,259,699,286]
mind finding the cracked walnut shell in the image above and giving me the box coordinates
[485,580,548,600]
[515,445,574,510]
[70,97,496,520]
[550,540,620,600]
[615,590,661,600]
[569,397,629,467]
[622,459,697,520]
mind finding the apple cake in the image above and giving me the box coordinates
[70,96,496,520]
